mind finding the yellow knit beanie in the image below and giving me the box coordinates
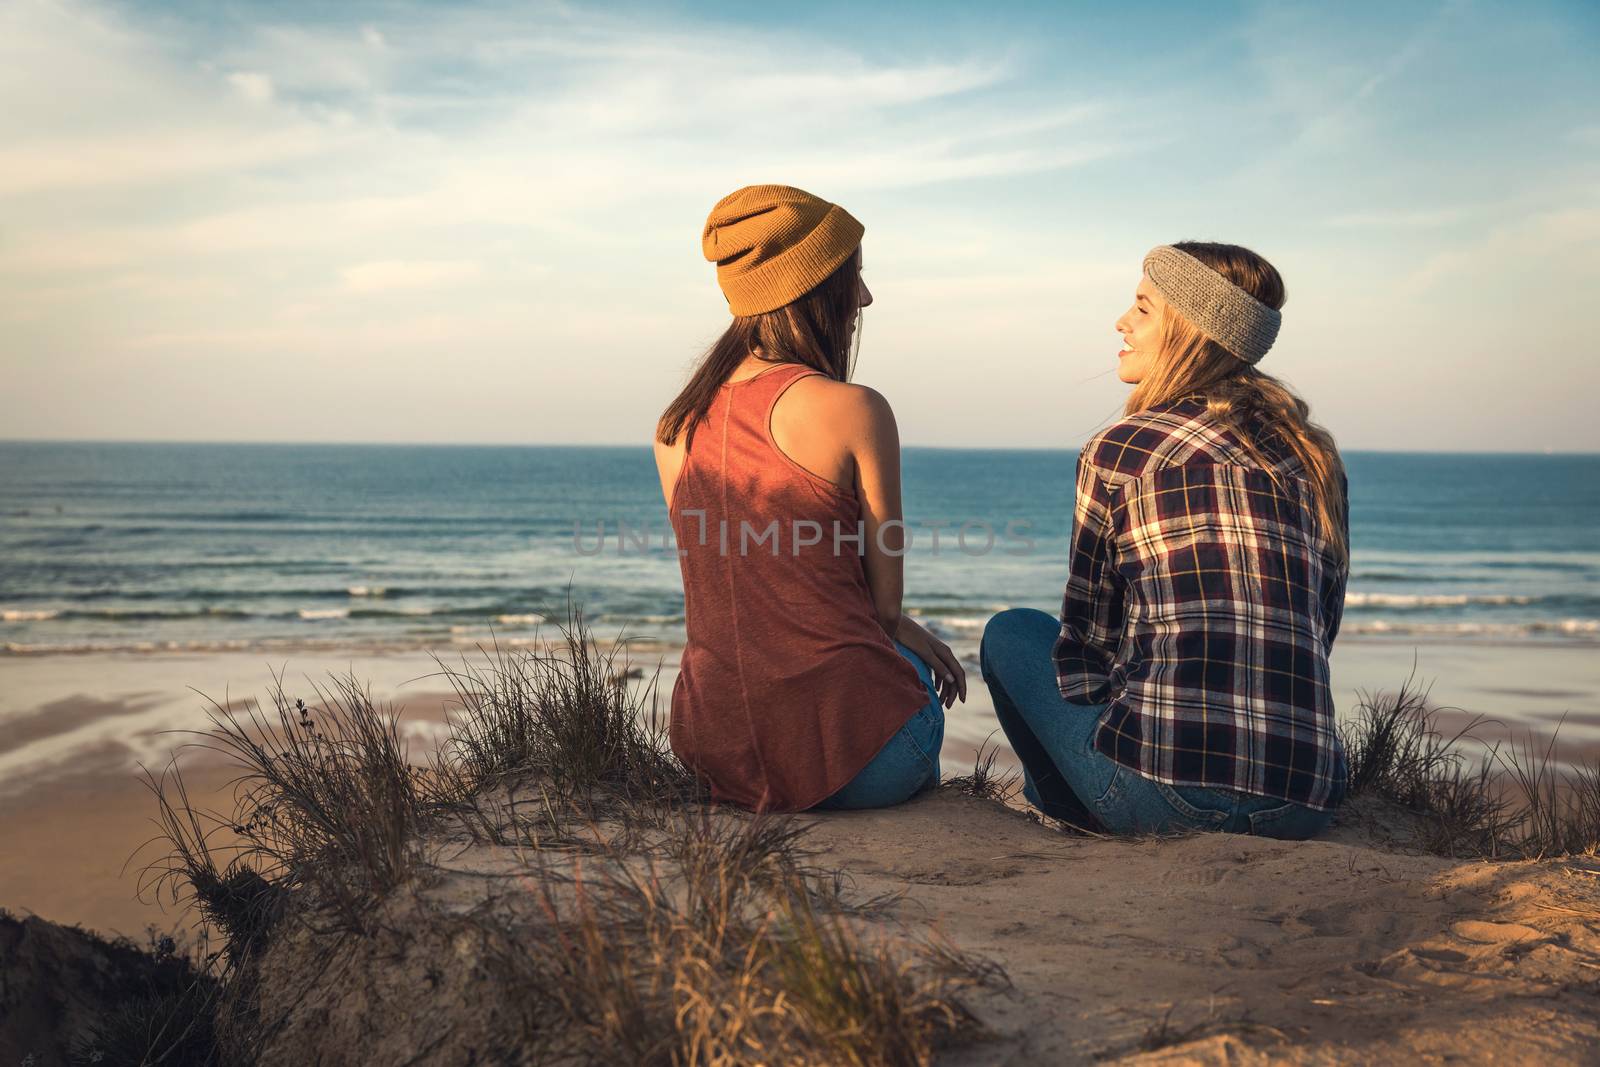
[702,185,864,316]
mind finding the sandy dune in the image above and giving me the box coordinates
[6,675,1600,1063]
[780,791,1600,1063]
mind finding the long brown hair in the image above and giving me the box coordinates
[1127,241,1348,566]
[656,248,864,447]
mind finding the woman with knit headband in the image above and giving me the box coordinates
[653,185,965,814]
[981,242,1350,839]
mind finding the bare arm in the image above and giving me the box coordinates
[842,385,906,639]
[841,387,966,705]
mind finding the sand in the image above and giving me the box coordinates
[2,638,1599,943]
[4,642,1600,1063]
[0,758,242,943]
[789,792,1600,1063]
[5,672,1600,1061]
[362,788,1600,1064]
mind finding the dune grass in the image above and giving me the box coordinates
[420,604,696,811]
[498,803,997,1066]
[139,666,427,943]
[1340,674,1600,859]
[132,600,1000,1066]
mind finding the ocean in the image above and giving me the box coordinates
[2,442,1598,658]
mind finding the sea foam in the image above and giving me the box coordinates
[1345,593,1538,608]
[2,609,59,622]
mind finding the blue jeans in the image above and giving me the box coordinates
[813,641,945,810]
[978,608,1333,840]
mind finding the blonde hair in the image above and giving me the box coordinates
[1127,241,1348,566]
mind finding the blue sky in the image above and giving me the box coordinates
[2,0,1596,450]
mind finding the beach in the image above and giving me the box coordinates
[7,630,1600,1064]
[3,633,1598,942]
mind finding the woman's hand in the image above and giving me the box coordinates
[896,616,967,709]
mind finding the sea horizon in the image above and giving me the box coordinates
[4,437,1599,457]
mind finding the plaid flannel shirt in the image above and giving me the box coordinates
[1052,396,1350,812]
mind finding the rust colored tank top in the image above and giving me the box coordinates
[667,362,931,812]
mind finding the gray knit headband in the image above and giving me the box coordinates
[1142,245,1281,365]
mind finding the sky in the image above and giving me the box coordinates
[2,0,1597,452]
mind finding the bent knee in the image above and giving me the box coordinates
[981,607,1057,649]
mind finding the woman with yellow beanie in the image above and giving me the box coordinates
[652,185,965,813]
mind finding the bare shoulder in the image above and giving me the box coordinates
[652,432,681,470]
[783,376,896,436]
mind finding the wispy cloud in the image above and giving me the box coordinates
[0,0,1119,262]
[0,0,1595,450]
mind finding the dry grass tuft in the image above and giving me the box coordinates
[131,668,435,1060]
[942,733,1020,804]
[765,885,988,1067]
[1499,726,1600,859]
[506,809,999,1066]
[422,598,696,813]
[189,668,427,931]
[1341,673,1600,859]
[134,757,285,964]
[1340,676,1511,856]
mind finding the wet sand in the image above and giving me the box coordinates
[0,651,464,940]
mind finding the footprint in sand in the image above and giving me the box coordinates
[1450,920,1551,945]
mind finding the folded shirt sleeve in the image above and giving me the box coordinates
[1053,449,1126,704]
